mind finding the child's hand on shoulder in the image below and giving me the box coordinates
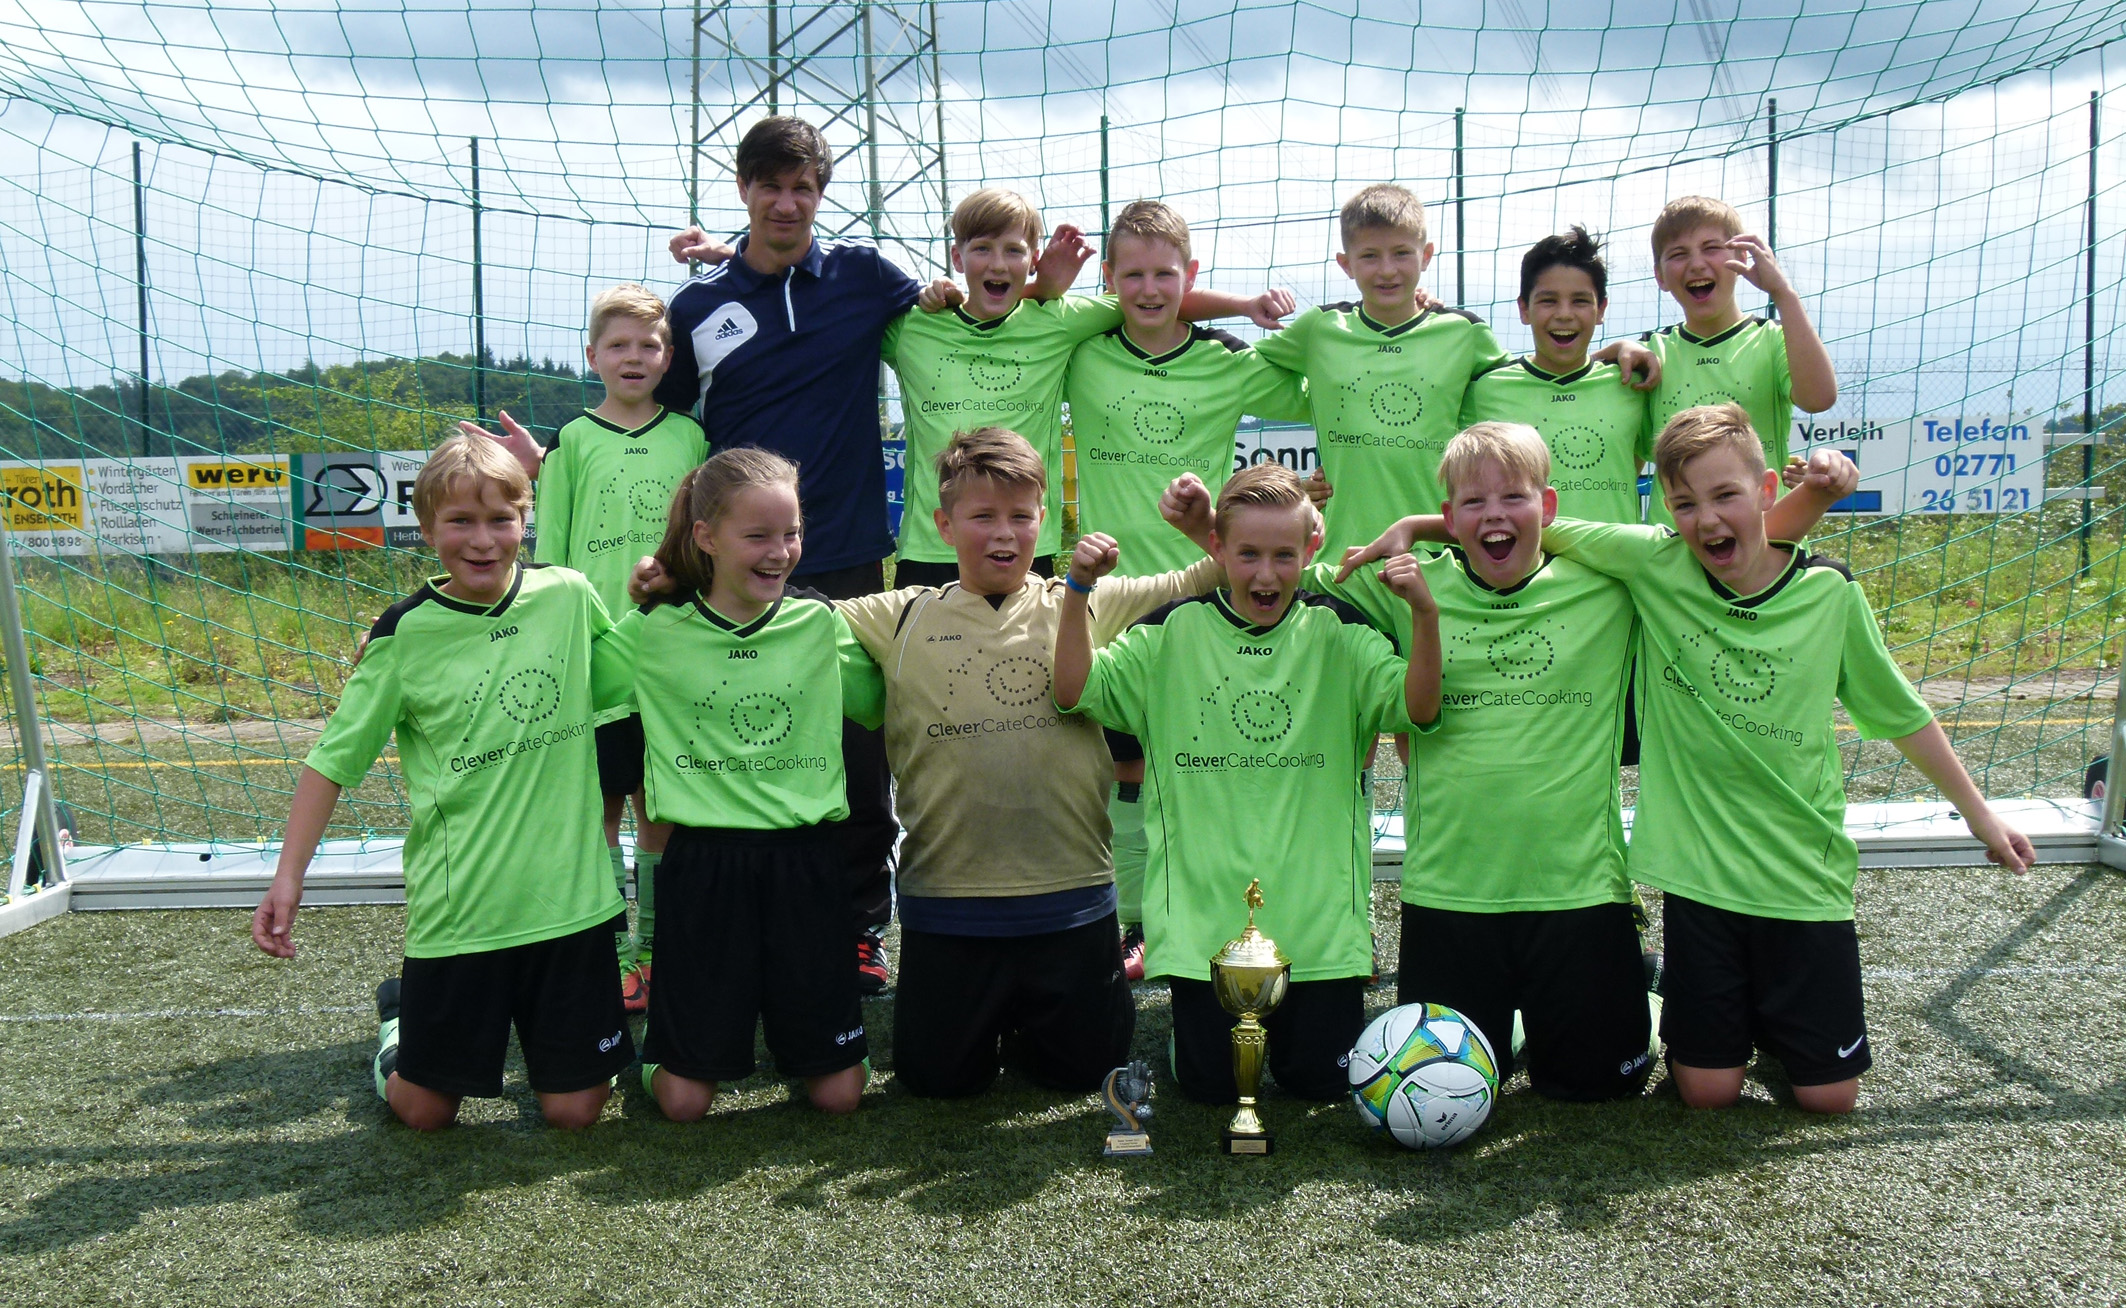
[1614,339,1662,391]
[1305,469,1334,507]
[1379,552,1437,613]
[1723,234,1793,299]
[668,226,737,266]
[1069,532,1122,587]
[459,411,543,479]
[918,278,965,313]
[1036,223,1095,285]
[629,555,676,606]
[1247,289,1297,330]
[1784,447,1858,497]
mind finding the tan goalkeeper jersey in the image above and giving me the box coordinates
[837,558,1223,899]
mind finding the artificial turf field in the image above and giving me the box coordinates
[2,864,2122,1307]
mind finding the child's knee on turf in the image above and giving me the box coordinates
[537,1085,611,1130]
[651,1068,718,1121]
[1793,1077,1859,1115]
[387,1077,460,1131]
[1670,1061,1746,1109]
[806,1064,866,1115]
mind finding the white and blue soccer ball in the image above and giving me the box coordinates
[1347,1002,1501,1149]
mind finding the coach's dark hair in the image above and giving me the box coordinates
[654,448,802,598]
[735,116,833,189]
[1518,225,1608,304]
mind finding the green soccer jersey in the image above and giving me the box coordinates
[1642,317,1794,524]
[1069,589,1416,982]
[611,588,885,831]
[1460,358,1650,524]
[534,408,709,615]
[1252,302,1511,557]
[1543,519,1934,921]
[1067,325,1309,576]
[304,564,627,959]
[1308,552,1635,912]
[883,294,1123,564]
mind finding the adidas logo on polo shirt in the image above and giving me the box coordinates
[715,320,744,339]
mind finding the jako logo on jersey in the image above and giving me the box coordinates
[624,446,650,455]
[1725,607,1760,621]
[1142,367,1168,377]
[599,1030,624,1053]
[488,625,519,642]
[1236,645,1273,656]
[1550,393,1577,402]
[926,633,962,642]
[1376,344,1402,354]
[696,303,759,374]
[833,1026,865,1045]
[1696,356,1721,365]
[1490,600,1519,610]
[728,648,758,659]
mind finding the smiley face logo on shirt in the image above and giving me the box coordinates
[1710,646,1778,704]
[986,656,1050,707]
[1131,398,1188,446]
[1229,688,1295,743]
[1369,381,1424,429]
[967,355,1022,392]
[1550,424,1606,471]
[730,692,794,745]
[496,665,563,725]
[628,477,669,520]
[1487,629,1556,681]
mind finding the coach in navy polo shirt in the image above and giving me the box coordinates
[658,117,921,585]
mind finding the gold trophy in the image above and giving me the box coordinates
[1210,879,1290,1156]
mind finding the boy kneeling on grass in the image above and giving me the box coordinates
[1054,463,1440,1103]
[1351,402,2033,1113]
[253,433,635,1131]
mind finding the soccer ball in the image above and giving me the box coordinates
[1347,1002,1501,1149]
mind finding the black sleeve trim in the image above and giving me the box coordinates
[1298,590,1375,627]
[784,583,833,605]
[891,592,926,638]
[1471,356,1519,383]
[1323,300,1360,314]
[369,587,437,641]
[1803,553,1855,581]
[1440,306,1486,325]
[1203,326,1250,353]
[1129,594,1208,631]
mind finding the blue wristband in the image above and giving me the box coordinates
[1064,573,1095,594]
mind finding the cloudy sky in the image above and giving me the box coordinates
[0,0,2122,432]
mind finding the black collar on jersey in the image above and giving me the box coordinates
[1357,305,1436,338]
[953,300,1023,332]
[691,592,783,638]
[1445,545,1552,595]
[1701,540,1803,608]
[1672,316,1765,348]
[423,563,526,618]
[1110,323,1209,366]
[1517,357,1597,386]
[580,406,671,437]
[1211,587,1301,636]
[721,233,827,290]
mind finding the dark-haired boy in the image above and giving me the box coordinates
[1461,227,1650,525]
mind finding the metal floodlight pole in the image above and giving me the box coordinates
[0,522,67,888]
[768,0,780,114]
[1452,107,1465,307]
[2082,91,2098,576]
[862,0,883,240]
[470,137,487,425]
[1100,113,1111,244]
[132,140,151,457]
[690,0,704,247]
[1766,97,1779,318]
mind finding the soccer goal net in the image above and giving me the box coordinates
[1,2,2123,874]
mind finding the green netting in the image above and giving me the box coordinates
[0,2,2124,850]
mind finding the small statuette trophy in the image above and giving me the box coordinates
[1100,1059,1155,1157]
[1210,878,1290,1156]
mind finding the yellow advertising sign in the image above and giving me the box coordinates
[1,464,86,531]
[186,458,289,490]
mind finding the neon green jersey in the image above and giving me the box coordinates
[304,564,629,958]
[1460,358,1650,524]
[1543,519,1933,920]
[612,588,885,831]
[534,408,708,721]
[1067,325,1309,576]
[882,294,1122,563]
[1641,317,1794,525]
[1304,552,1635,911]
[1252,302,1511,556]
[1068,589,1416,981]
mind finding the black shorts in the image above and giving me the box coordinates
[1167,976,1367,1104]
[892,555,1055,589]
[594,715,646,800]
[642,824,869,1081]
[893,913,1134,1098]
[1660,892,1872,1086]
[394,916,634,1098]
[1397,901,1651,1100]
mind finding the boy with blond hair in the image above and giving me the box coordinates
[523,281,708,1011]
[253,433,634,1131]
[890,188,1292,587]
[1055,463,1439,1104]
[1638,195,1838,520]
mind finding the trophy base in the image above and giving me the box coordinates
[1103,1131,1152,1158]
[1220,1128,1275,1156]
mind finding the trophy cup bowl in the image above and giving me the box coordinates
[1210,879,1290,1155]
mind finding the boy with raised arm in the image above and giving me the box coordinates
[1355,404,2031,1112]
[887,188,1292,587]
[1054,463,1439,1104]
[253,434,634,1131]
